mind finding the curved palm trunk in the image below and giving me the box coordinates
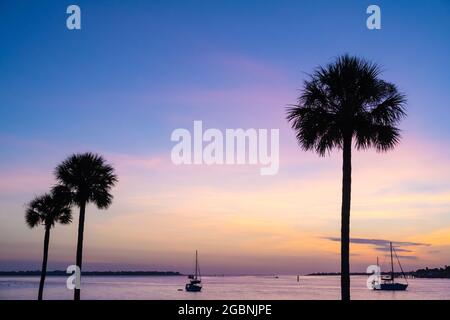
[74,201,86,300]
[38,225,51,300]
[341,135,352,300]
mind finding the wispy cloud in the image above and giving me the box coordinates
[210,52,288,81]
[0,169,54,195]
[396,255,418,260]
[375,247,413,253]
[323,237,430,263]
[324,237,430,248]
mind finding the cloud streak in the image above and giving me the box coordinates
[324,237,430,248]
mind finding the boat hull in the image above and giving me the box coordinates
[185,283,202,292]
[374,283,408,291]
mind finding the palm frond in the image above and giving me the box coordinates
[286,54,406,155]
[55,152,118,209]
[25,192,73,229]
[25,207,42,228]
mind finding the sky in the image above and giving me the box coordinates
[0,0,449,275]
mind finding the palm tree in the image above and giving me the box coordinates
[54,152,118,300]
[25,190,72,300]
[286,54,406,300]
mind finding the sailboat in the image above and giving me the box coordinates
[185,250,202,292]
[373,242,408,291]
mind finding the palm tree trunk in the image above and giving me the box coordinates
[74,201,86,300]
[341,134,352,300]
[38,225,51,300]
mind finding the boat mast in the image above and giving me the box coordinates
[195,250,198,280]
[393,245,409,284]
[390,242,394,281]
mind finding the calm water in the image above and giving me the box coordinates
[1,275,449,300]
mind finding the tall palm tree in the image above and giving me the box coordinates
[25,190,72,300]
[54,152,117,300]
[286,54,406,300]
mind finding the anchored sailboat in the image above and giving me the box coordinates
[185,250,202,292]
[374,242,408,291]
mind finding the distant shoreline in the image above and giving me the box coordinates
[2,266,449,279]
[308,266,450,279]
[0,270,182,276]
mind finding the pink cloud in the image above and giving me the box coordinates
[0,169,54,195]
[106,153,168,171]
[209,52,289,81]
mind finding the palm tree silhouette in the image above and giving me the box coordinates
[286,54,406,300]
[25,190,72,300]
[55,152,118,300]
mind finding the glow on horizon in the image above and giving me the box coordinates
[1,134,449,274]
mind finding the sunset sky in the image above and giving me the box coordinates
[1,0,449,274]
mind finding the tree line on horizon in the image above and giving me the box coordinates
[0,270,181,276]
[25,152,117,300]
